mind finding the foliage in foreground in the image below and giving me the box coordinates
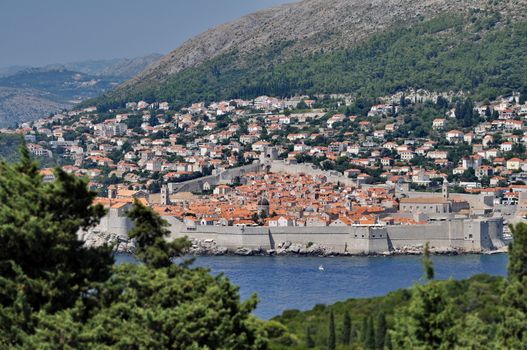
[2,147,527,349]
[0,148,267,349]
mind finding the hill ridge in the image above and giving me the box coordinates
[93,0,527,108]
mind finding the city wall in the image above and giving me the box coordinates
[166,217,504,254]
[167,159,357,194]
[168,162,262,194]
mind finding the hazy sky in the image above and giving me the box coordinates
[0,0,295,68]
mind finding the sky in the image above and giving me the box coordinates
[0,0,295,68]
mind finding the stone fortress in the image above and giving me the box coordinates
[85,149,509,255]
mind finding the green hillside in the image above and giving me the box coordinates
[268,274,503,349]
[92,11,527,110]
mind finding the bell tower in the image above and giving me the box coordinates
[161,185,170,205]
[442,179,449,200]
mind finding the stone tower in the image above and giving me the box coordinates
[257,194,270,217]
[108,185,117,199]
[442,178,449,200]
[161,185,170,205]
[259,146,279,163]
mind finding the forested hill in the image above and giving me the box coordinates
[89,0,527,110]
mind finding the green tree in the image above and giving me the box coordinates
[391,243,459,349]
[362,317,368,343]
[306,326,316,348]
[341,310,352,345]
[328,311,336,350]
[0,147,269,349]
[0,146,114,344]
[0,146,113,312]
[423,242,435,281]
[375,312,387,349]
[507,223,527,279]
[26,264,267,349]
[365,316,376,350]
[127,200,191,268]
[495,223,527,348]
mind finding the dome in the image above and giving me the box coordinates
[258,198,270,206]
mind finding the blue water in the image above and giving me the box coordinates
[116,254,508,319]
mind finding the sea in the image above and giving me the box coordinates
[115,253,508,320]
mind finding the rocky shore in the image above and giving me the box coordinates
[78,230,135,254]
[78,234,507,257]
[186,240,494,257]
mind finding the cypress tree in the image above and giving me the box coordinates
[423,242,435,281]
[365,316,376,350]
[341,310,352,345]
[485,106,491,118]
[375,312,387,349]
[328,311,336,350]
[384,331,392,350]
[362,317,368,343]
[306,326,316,348]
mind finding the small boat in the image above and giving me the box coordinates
[318,265,325,271]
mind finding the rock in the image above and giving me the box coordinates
[287,243,302,254]
[214,247,229,255]
[280,241,292,250]
[235,247,254,256]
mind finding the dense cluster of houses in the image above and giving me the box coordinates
[2,90,527,227]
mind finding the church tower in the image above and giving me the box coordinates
[257,193,270,217]
[161,185,170,206]
[442,179,449,200]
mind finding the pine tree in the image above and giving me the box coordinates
[341,310,352,345]
[0,146,113,313]
[328,311,336,350]
[127,200,191,268]
[375,312,387,349]
[507,223,527,279]
[495,223,527,348]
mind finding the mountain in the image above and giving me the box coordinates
[0,54,161,127]
[0,86,71,127]
[92,0,527,109]
[0,65,30,78]
[44,53,163,79]
[0,67,119,102]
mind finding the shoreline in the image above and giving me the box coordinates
[98,236,509,257]
[184,239,509,257]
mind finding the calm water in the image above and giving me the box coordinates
[116,254,508,319]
